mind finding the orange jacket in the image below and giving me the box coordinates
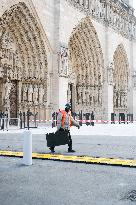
[60,110,72,128]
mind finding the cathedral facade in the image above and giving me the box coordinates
[0,0,136,120]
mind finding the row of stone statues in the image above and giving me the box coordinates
[22,84,45,105]
[76,85,102,106]
[0,32,46,81]
[4,81,46,106]
[67,0,136,40]
[114,91,127,108]
[1,47,45,81]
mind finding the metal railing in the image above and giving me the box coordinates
[0,118,20,131]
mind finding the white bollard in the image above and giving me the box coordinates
[23,130,32,165]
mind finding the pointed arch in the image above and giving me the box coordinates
[68,17,104,117]
[113,44,129,113]
[0,2,48,81]
[0,2,49,117]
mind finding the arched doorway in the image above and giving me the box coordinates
[113,44,129,114]
[0,2,48,118]
[68,17,104,118]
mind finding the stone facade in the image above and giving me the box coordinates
[0,0,136,120]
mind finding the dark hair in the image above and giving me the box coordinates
[65,103,71,109]
[65,107,70,113]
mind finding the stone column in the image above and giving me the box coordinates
[51,0,61,112]
[3,79,12,117]
[52,53,60,111]
[107,63,114,121]
[132,72,136,120]
[102,9,111,121]
[58,45,69,109]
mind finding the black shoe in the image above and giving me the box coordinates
[68,149,76,153]
[49,148,55,153]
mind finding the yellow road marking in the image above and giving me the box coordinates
[0,150,136,167]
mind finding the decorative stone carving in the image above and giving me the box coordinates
[66,0,136,40]
[132,71,136,88]
[69,17,103,113]
[86,88,90,105]
[113,44,129,111]
[28,84,33,102]
[39,62,45,80]
[4,79,12,108]
[0,2,48,115]
[39,84,44,104]
[59,46,68,76]
[67,84,71,103]
[23,84,28,102]
[18,82,22,103]
[107,62,113,85]
[33,84,38,105]
[77,86,83,104]
[82,86,86,104]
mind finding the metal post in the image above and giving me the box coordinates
[23,112,25,128]
[27,110,30,130]
[34,114,36,128]
[19,111,22,129]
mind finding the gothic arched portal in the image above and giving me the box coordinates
[0,2,48,117]
[68,17,104,118]
[113,44,129,114]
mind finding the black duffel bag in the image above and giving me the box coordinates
[46,129,70,147]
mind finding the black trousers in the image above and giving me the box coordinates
[50,130,72,151]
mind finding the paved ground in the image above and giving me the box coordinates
[0,132,136,159]
[0,156,136,205]
[1,126,136,204]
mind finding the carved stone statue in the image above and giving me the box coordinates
[39,62,44,80]
[33,85,38,104]
[77,86,82,104]
[23,84,28,102]
[39,84,44,104]
[28,84,33,102]
[35,65,39,79]
[108,62,113,85]
[98,88,102,105]
[60,46,68,76]
[4,79,12,102]
[28,66,33,79]
[82,86,86,104]
[86,88,90,105]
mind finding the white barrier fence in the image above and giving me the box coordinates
[0,118,20,130]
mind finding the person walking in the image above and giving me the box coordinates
[49,103,80,153]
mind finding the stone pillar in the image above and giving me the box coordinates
[46,52,53,111]
[71,84,76,113]
[58,45,69,109]
[132,72,136,120]
[102,12,111,121]
[52,53,60,112]
[3,79,12,117]
[107,63,114,120]
[107,85,113,121]
[102,60,114,121]
[51,0,61,112]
